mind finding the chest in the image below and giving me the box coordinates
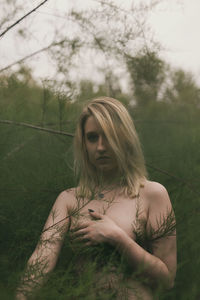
[71,194,147,240]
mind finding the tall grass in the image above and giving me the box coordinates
[0,76,199,299]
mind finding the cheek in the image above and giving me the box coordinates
[85,143,95,161]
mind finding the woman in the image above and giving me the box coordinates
[16,97,176,299]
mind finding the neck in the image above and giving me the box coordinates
[96,171,121,188]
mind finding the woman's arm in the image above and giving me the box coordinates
[76,183,176,289]
[111,182,177,289]
[16,190,73,300]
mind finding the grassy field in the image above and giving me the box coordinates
[0,77,199,299]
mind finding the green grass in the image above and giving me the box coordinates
[0,77,199,299]
[131,103,200,299]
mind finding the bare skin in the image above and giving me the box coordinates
[16,116,176,300]
[67,180,176,299]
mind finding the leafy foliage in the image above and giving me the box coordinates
[127,51,166,105]
[0,71,200,299]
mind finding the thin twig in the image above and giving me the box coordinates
[1,120,199,196]
[0,39,65,73]
[146,163,200,196]
[0,0,49,39]
[2,136,35,160]
[0,46,51,73]
[0,120,74,137]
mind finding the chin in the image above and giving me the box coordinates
[98,165,115,173]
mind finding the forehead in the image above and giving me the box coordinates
[84,115,102,134]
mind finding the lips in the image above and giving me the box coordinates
[97,156,110,160]
[96,156,111,164]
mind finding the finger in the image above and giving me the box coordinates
[71,221,91,232]
[84,240,98,247]
[73,236,90,244]
[88,209,103,220]
[73,228,87,237]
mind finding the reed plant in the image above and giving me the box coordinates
[0,76,199,299]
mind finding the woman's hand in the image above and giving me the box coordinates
[72,209,122,246]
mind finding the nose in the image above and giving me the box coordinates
[97,135,107,152]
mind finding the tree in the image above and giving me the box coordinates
[163,69,200,107]
[127,51,165,106]
[0,0,160,97]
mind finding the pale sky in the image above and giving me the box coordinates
[0,0,200,85]
[149,0,200,84]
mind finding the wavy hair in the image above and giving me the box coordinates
[74,97,147,199]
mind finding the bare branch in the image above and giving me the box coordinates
[0,38,77,73]
[0,0,49,39]
[0,121,199,196]
[0,119,74,137]
[0,45,52,73]
[0,3,22,30]
[2,136,35,161]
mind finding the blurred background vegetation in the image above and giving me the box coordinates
[0,0,200,299]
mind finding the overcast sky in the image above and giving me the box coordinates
[1,0,200,85]
[149,0,200,84]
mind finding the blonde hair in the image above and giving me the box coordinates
[74,97,147,199]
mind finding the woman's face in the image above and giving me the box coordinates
[84,115,117,176]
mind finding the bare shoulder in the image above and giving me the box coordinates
[142,180,172,210]
[142,180,175,236]
[54,187,77,211]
